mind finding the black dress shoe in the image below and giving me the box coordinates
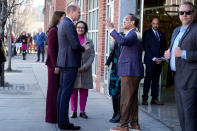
[58,123,80,130]
[58,123,74,128]
[109,113,120,123]
[71,112,77,118]
[110,113,117,119]
[80,112,88,119]
[109,113,117,122]
[142,100,148,105]
[151,100,164,105]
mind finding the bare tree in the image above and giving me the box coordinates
[0,0,31,86]
[12,4,40,38]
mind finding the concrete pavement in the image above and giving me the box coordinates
[0,54,172,131]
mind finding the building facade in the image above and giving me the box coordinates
[43,0,197,95]
[44,0,138,95]
[43,0,65,32]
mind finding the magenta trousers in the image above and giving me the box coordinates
[70,88,88,112]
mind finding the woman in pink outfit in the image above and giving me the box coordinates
[21,32,27,60]
[70,21,95,119]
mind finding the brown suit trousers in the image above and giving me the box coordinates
[120,76,141,127]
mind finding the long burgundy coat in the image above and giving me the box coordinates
[45,27,59,123]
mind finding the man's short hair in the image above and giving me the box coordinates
[179,1,195,11]
[128,13,139,27]
[66,4,78,14]
[152,17,159,23]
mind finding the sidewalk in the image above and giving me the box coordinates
[0,54,172,131]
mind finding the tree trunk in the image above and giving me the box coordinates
[0,63,5,87]
[0,0,7,87]
[0,25,5,87]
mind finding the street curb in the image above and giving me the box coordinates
[139,106,173,131]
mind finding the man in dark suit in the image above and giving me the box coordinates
[56,4,89,130]
[142,18,167,105]
[165,2,197,131]
[107,14,144,131]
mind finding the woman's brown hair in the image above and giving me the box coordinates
[46,11,65,35]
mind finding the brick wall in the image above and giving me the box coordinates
[45,0,120,93]
[44,0,65,33]
[114,0,119,30]
[83,0,88,21]
[44,0,51,32]
[95,0,106,92]
[54,0,66,11]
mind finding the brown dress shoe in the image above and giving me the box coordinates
[110,126,129,131]
[142,100,148,105]
[130,125,140,131]
[151,100,164,105]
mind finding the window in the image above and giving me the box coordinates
[88,0,99,75]
[104,0,114,88]
[77,0,84,20]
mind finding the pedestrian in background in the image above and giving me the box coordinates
[27,33,32,53]
[45,11,65,124]
[164,2,197,131]
[33,32,37,45]
[16,33,23,54]
[36,28,46,62]
[21,32,28,60]
[70,21,95,119]
[32,32,37,53]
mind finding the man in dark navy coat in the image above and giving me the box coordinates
[142,18,167,105]
[56,4,89,130]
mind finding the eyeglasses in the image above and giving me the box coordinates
[77,27,85,29]
[179,10,193,15]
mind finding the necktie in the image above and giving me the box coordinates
[155,31,160,41]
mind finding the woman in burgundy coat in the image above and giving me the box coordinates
[45,11,65,123]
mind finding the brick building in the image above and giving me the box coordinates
[44,0,138,95]
[43,0,65,33]
[43,0,196,95]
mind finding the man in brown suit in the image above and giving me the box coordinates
[107,14,144,131]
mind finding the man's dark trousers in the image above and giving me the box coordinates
[37,45,44,61]
[57,67,78,124]
[175,85,197,131]
[143,64,162,101]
